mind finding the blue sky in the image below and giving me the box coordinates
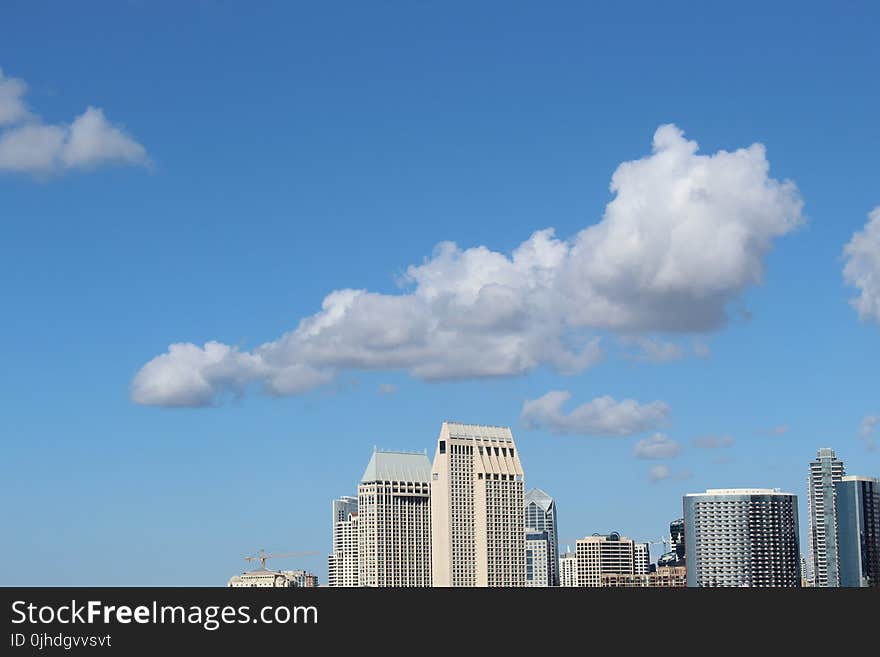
[1,1,878,585]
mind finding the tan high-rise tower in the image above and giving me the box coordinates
[430,422,525,587]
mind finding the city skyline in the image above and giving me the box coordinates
[320,427,880,587]
[2,2,879,586]
[314,422,880,587]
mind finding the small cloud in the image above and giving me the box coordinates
[860,415,878,451]
[633,433,681,460]
[0,68,148,176]
[377,383,398,395]
[767,425,789,436]
[648,465,692,483]
[713,456,736,465]
[692,435,735,449]
[693,340,711,359]
[521,391,670,437]
[843,207,880,324]
[648,464,672,482]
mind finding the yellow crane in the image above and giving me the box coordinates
[244,549,319,570]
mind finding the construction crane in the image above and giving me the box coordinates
[244,549,319,570]
[648,537,670,553]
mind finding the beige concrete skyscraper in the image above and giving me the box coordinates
[358,450,432,587]
[430,422,526,587]
[575,533,637,587]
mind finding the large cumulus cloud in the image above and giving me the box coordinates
[132,124,803,407]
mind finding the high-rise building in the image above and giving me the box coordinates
[683,488,800,588]
[524,488,560,586]
[328,496,359,587]
[358,449,432,587]
[430,422,526,587]
[283,570,319,587]
[800,554,811,587]
[835,475,880,588]
[525,531,550,587]
[559,550,577,587]
[808,447,846,587]
[575,533,637,587]
[669,518,685,561]
[333,495,358,525]
[634,542,650,575]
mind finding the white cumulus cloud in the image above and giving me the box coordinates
[633,433,681,459]
[0,67,147,175]
[0,67,30,125]
[843,207,880,324]
[132,124,803,407]
[520,391,669,437]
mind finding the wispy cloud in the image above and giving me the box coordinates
[766,425,789,436]
[648,465,692,483]
[692,435,735,449]
[620,336,684,363]
[377,383,398,395]
[860,415,878,451]
[692,340,711,359]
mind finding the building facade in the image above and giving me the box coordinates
[228,569,298,587]
[670,518,685,561]
[601,566,687,588]
[524,488,560,586]
[358,450,432,587]
[800,554,811,587]
[328,496,359,587]
[559,551,577,587]
[575,533,637,587]
[808,447,846,587]
[634,542,650,575]
[525,531,550,587]
[430,422,526,587]
[835,475,880,587]
[283,570,318,587]
[684,488,800,588]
